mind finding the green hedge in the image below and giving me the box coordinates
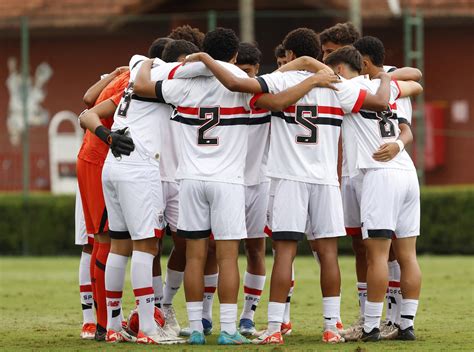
[1,186,473,255]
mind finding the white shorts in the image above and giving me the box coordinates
[341,173,364,233]
[75,186,94,246]
[361,168,420,240]
[177,179,247,241]
[162,181,179,232]
[245,182,270,239]
[102,160,165,241]
[271,179,345,241]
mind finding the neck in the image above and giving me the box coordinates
[345,70,359,79]
[368,65,384,79]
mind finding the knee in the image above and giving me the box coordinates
[245,242,265,263]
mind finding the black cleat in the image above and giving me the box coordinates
[361,327,381,342]
[95,324,107,342]
[397,326,416,341]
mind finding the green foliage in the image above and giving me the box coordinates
[0,185,473,255]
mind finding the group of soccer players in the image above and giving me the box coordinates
[74,21,423,345]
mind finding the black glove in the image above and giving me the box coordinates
[95,125,135,158]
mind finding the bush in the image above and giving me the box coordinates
[1,186,473,255]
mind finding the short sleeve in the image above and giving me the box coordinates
[109,91,123,106]
[169,62,213,79]
[155,79,191,106]
[334,80,367,113]
[396,97,413,125]
[391,80,401,100]
[129,54,148,71]
[256,71,285,94]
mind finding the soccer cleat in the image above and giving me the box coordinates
[397,326,416,341]
[94,324,107,341]
[127,307,166,336]
[179,326,191,336]
[136,328,185,345]
[188,331,206,345]
[380,320,399,340]
[361,327,381,342]
[336,320,344,332]
[105,329,137,343]
[163,305,181,336]
[252,330,284,345]
[217,331,251,345]
[281,321,292,335]
[202,318,213,335]
[80,323,96,340]
[322,329,345,343]
[239,318,257,336]
[340,316,364,340]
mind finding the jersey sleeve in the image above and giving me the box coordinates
[255,71,285,94]
[395,97,413,125]
[109,90,123,106]
[334,80,367,114]
[129,54,148,71]
[390,80,401,100]
[168,62,213,79]
[154,79,191,106]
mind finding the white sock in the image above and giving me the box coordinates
[268,302,285,334]
[322,296,340,331]
[131,251,156,335]
[163,269,184,306]
[357,282,367,318]
[105,253,128,331]
[220,303,237,334]
[152,276,163,308]
[283,265,294,324]
[187,301,203,333]
[400,299,418,330]
[203,273,218,322]
[388,260,402,325]
[240,272,266,321]
[364,301,383,333]
[79,252,95,324]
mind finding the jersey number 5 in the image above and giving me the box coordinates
[295,105,318,144]
[198,107,219,146]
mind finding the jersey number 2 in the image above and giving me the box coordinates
[198,107,219,145]
[295,105,318,144]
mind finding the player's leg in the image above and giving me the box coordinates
[380,245,402,339]
[239,183,268,335]
[208,181,250,345]
[152,239,164,310]
[308,184,345,343]
[201,239,218,335]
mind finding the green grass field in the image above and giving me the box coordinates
[1,255,473,351]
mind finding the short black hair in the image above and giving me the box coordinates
[324,45,362,73]
[236,42,262,66]
[319,22,361,46]
[282,28,320,59]
[162,40,200,62]
[168,25,205,50]
[148,37,174,59]
[203,27,239,62]
[353,36,385,67]
[274,44,285,58]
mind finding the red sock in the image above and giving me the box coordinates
[90,242,98,312]
[95,242,111,330]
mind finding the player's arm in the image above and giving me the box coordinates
[373,123,413,162]
[360,72,392,111]
[79,100,135,157]
[395,80,423,98]
[277,56,333,74]
[183,52,263,93]
[254,73,340,111]
[132,59,157,98]
[83,66,128,107]
[388,67,422,82]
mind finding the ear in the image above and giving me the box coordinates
[230,52,238,64]
[255,63,260,75]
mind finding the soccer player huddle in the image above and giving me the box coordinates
[74,22,423,345]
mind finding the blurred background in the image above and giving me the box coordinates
[0,0,473,255]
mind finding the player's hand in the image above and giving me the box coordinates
[182,52,205,65]
[311,72,341,90]
[108,127,135,158]
[111,66,129,76]
[372,142,400,162]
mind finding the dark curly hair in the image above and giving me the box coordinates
[162,40,200,63]
[236,42,262,66]
[148,37,174,60]
[319,22,361,46]
[168,25,205,50]
[353,36,385,67]
[324,46,362,73]
[203,27,239,62]
[282,28,320,59]
[274,44,285,59]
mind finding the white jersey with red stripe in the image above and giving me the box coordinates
[257,70,367,186]
[344,75,415,175]
[155,61,255,184]
[111,55,211,170]
[245,108,271,186]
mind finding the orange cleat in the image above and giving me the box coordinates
[80,323,96,340]
[281,321,292,335]
[252,330,284,345]
[322,329,345,343]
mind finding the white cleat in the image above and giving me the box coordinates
[162,305,181,337]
